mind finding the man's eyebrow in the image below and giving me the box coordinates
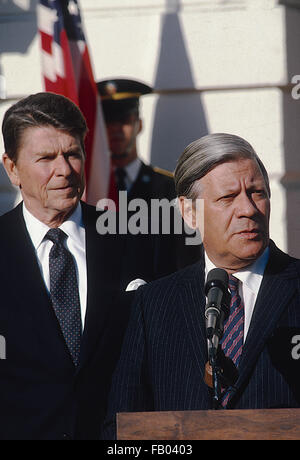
[35,146,82,156]
[215,184,239,195]
[35,150,56,157]
[64,147,82,154]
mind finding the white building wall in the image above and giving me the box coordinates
[0,0,300,256]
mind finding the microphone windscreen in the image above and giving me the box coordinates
[206,268,229,288]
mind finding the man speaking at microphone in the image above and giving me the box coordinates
[102,133,300,439]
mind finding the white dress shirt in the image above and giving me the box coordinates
[205,247,270,339]
[23,202,87,328]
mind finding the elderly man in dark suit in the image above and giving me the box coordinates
[102,133,300,439]
[0,92,189,440]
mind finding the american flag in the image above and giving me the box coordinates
[37,0,116,205]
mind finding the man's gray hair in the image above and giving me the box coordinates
[174,133,270,199]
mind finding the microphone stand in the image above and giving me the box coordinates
[207,328,224,409]
[205,294,231,410]
[212,360,221,409]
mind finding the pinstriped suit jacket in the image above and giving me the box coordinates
[102,241,300,439]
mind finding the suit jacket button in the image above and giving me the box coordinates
[62,433,72,440]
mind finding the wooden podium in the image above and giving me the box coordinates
[117,408,300,440]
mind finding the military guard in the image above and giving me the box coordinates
[97,78,201,270]
[97,78,176,203]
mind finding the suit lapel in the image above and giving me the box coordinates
[178,259,208,380]
[129,162,153,201]
[78,203,124,370]
[236,243,299,390]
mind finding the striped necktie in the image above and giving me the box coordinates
[220,275,244,367]
[47,228,82,366]
[219,275,244,408]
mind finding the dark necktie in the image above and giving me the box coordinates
[46,228,82,366]
[220,275,244,367]
[115,167,127,191]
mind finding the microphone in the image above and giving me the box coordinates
[204,269,238,404]
[205,268,230,362]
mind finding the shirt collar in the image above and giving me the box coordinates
[205,247,270,293]
[23,202,85,250]
[232,247,269,293]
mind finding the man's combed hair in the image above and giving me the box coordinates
[2,92,87,162]
[174,133,270,199]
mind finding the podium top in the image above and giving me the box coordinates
[117,408,300,440]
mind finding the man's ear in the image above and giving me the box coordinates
[178,196,197,229]
[178,195,205,236]
[2,153,21,187]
